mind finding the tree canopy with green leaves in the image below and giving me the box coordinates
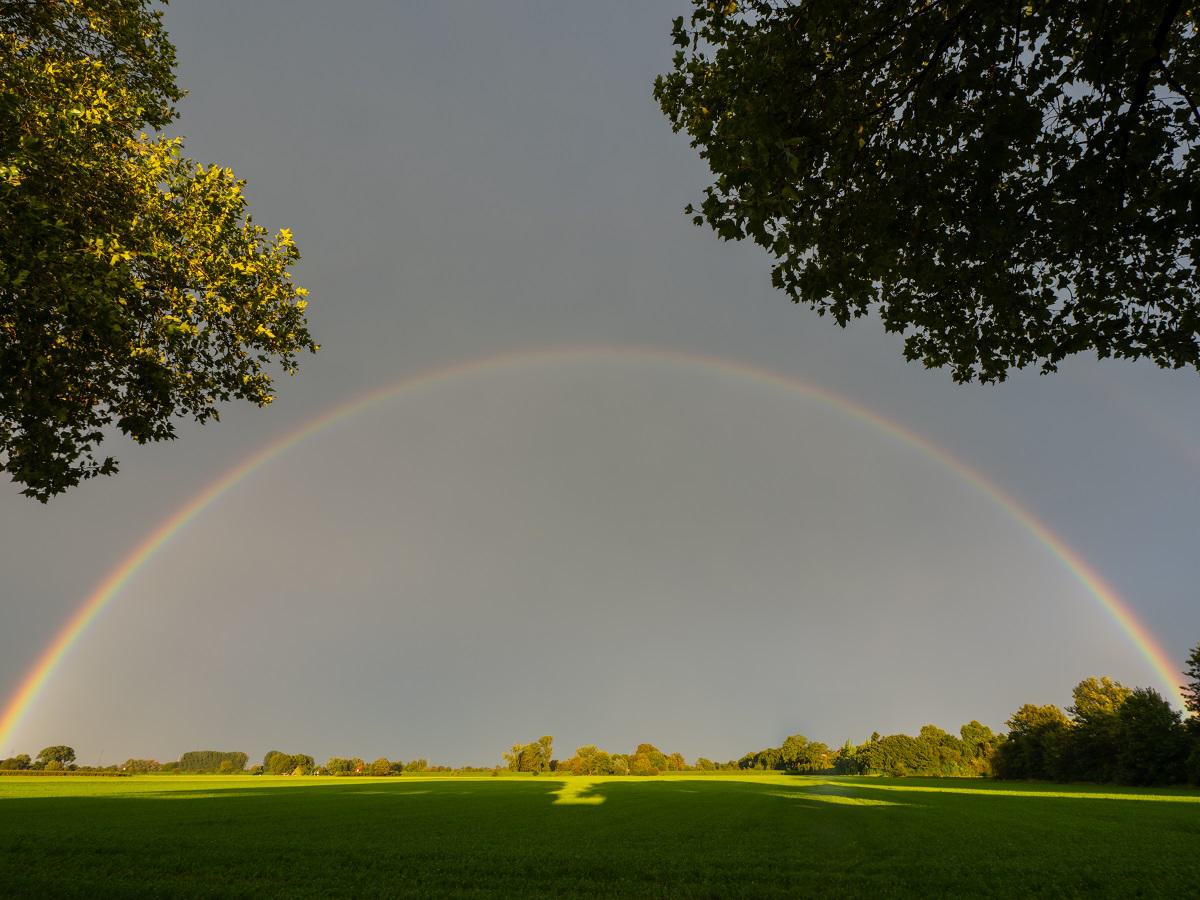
[1,0,316,500]
[654,1,1200,383]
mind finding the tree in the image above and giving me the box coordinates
[655,2,1200,384]
[121,758,160,773]
[263,750,310,775]
[369,757,391,777]
[779,734,809,770]
[1070,676,1133,723]
[629,753,660,776]
[959,721,1001,776]
[263,750,290,775]
[1063,676,1131,782]
[1113,687,1189,785]
[1183,641,1200,719]
[0,754,30,770]
[36,745,75,767]
[561,745,617,776]
[994,704,1072,780]
[503,736,553,773]
[833,740,860,775]
[178,750,246,773]
[0,0,316,500]
[855,734,922,776]
[779,733,832,773]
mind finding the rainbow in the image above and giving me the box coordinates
[0,345,1187,749]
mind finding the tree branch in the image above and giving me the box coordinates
[1156,58,1200,129]
[1114,0,1184,208]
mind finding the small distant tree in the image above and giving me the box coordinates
[538,736,554,768]
[503,737,553,773]
[0,754,30,770]
[855,734,921,776]
[121,758,161,774]
[264,751,311,775]
[833,740,860,775]
[36,745,75,767]
[778,734,832,773]
[695,757,716,771]
[179,750,247,774]
[404,758,428,773]
[779,734,809,770]
[634,744,668,772]
[629,753,659,776]
[263,751,288,775]
[369,757,391,777]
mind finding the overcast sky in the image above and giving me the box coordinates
[2,1,1198,767]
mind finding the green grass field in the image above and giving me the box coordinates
[2,774,1198,897]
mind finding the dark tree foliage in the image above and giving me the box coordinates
[177,750,247,773]
[834,724,995,777]
[655,1,1200,383]
[992,704,1072,779]
[1113,688,1190,785]
[1059,676,1131,782]
[1183,640,1200,718]
[263,750,313,775]
[993,678,1198,785]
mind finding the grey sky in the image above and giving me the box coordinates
[2,1,1198,766]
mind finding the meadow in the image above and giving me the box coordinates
[1,774,1198,897]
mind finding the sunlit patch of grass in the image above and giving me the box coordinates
[833,778,1200,804]
[552,779,606,805]
[768,790,907,807]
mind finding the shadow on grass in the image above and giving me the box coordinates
[1,777,1198,896]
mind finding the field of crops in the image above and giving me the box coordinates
[2,774,1198,896]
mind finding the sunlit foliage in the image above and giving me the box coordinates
[0,0,316,499]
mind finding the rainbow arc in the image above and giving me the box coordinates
[0,346,1186,748]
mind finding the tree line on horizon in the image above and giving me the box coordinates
[5,644,1198,785]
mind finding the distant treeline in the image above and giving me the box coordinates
[505,643,1200,787]
[5,644,1197,787]
[0,748,467,777]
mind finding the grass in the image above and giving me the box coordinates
[1,774,1198,897]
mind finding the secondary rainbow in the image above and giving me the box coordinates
[0,345,1186,748]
